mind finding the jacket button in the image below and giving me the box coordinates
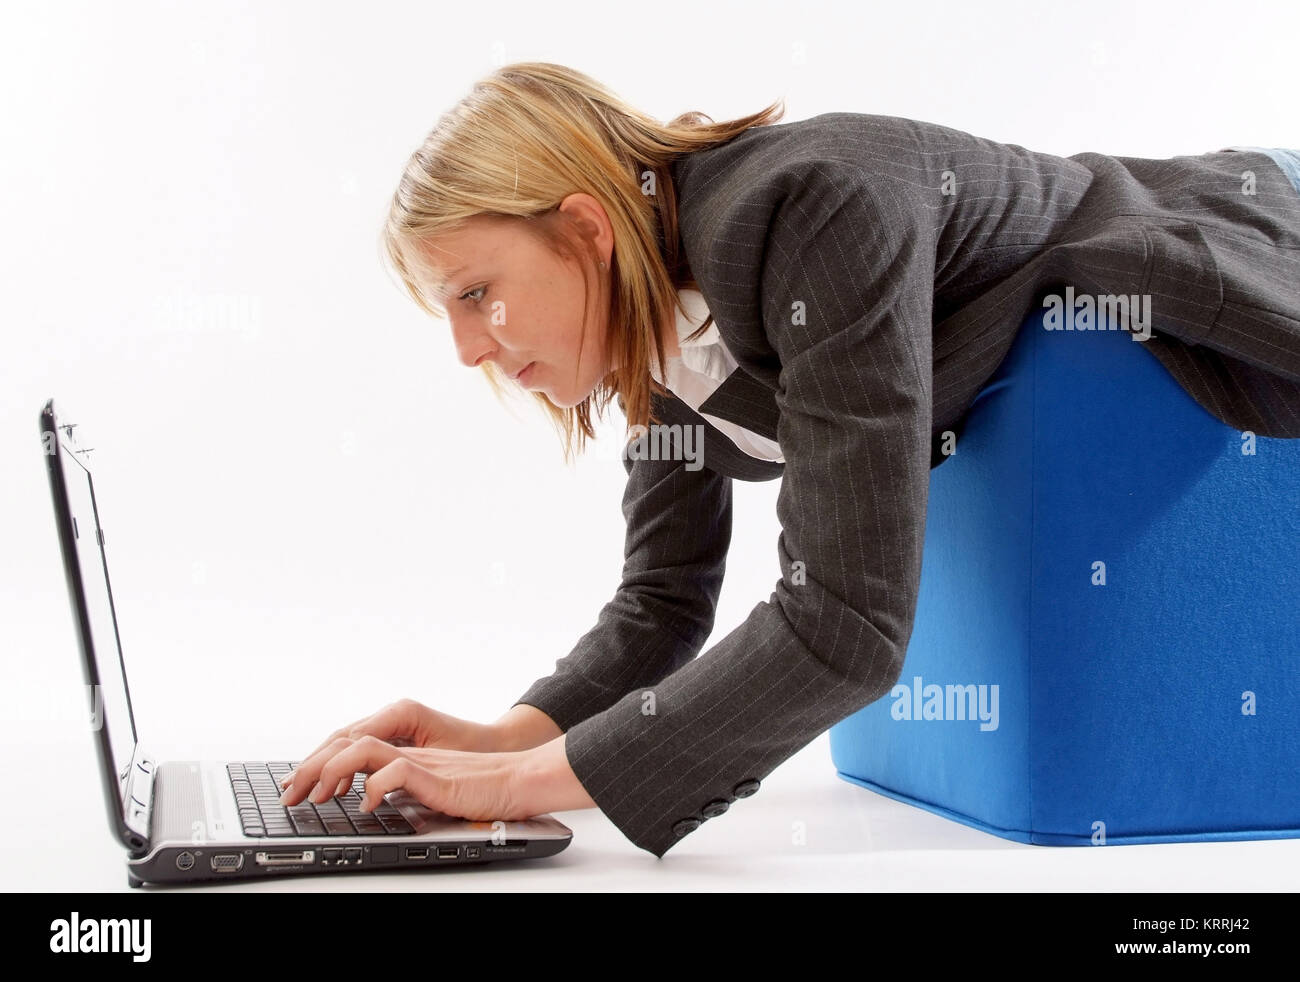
[701,799,730,818]
[672,818,701,838]
[733,779,761,798]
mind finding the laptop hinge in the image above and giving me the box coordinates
[122,745,157,855]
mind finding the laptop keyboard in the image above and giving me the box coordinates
[227,761,416,838]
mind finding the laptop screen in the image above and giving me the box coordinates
[56,435,138,803]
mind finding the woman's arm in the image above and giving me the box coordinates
[508,431,734,734]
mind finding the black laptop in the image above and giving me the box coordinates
[39,398,572,886]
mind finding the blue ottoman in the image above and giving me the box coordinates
[829,306,1300,845]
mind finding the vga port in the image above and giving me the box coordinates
[210,853,245,872]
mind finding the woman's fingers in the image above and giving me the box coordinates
[281,726,360,789]
[279,736,356,806]
[308,736,407,807]
[359,755,443,814]
[281,701,424,788]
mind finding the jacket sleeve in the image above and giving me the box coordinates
[558,162,936,857]
[512,424,733,732]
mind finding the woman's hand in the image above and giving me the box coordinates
[284,698,489,778]
[277,697,484,801]
[278,733,596,820]
[277,699,565,799]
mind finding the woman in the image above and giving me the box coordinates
[278,63,1300,858]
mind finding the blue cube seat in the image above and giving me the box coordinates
[830,306,1300,845]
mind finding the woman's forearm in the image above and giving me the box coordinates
[488,703,564,751]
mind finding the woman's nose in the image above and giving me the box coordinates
[463,346,496,369]
[451,324,495,369]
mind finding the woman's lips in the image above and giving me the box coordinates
[515,362,536,384]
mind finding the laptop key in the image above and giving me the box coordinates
[377,813,414,834]
[323,817,355,836]
[340,797,384,830]
[290,816,326,836]
[314,798,347,819]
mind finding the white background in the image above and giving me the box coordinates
[3,0,1298,891]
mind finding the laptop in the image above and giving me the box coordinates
[39,398,572,886]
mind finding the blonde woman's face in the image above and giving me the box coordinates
[423,194,615,409]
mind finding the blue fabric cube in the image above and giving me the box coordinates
[830,306,1300,845]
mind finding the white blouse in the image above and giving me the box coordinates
[650,289,785,463]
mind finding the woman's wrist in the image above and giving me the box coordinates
[486,703,564,752]
[448,719,501,753]
[509,734,597,816]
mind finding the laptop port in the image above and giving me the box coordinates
[255,850,316,866]
[175,851,195,871]
[344,848,363,864]
[436,846,459,860]
[210,853,245,872]
[465,846,481,859]
[405,847,429,861]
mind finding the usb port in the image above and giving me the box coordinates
[405,847,429,861]
[436,846,459,860]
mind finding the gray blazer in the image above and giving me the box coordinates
[515,112,1300,857]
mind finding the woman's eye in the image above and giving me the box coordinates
[460,285,487,304]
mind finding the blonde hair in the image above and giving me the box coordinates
[380,61,784,462]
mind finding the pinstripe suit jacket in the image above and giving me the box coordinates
[515,112,1300,857]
